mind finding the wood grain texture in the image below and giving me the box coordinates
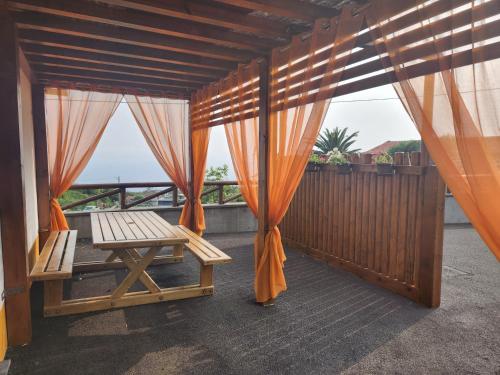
[279,156,445,307]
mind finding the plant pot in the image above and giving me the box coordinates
[376,163,394,175]
[335,163,352,174]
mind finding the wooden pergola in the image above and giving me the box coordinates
[0,0,498,349]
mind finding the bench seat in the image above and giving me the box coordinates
[30,230,78,282]
[176,225,232,265]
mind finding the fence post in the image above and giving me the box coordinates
[172,187,178,207]
[119,187,126,209]
[218,184,224,205]
[418,166,446,307]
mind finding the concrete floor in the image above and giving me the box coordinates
[7,225,500,375]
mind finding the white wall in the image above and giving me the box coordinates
[18,52,39,259]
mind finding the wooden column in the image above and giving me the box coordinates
[0,5,32,345]
[188,100,196,230]
[256,58,270,301]
[32,83,51,249]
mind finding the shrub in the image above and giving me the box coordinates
[327,148,349,165]
[374,152,393,164]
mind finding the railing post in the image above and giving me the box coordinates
[119,187,126,209]
[172,187,178,207]
[218,183,224,205]
[418,165,446,307]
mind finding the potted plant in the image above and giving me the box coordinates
[374,152,394,175]
[327,148,351,174]
[308,153,327,170]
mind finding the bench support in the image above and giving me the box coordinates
[200,264,213,287]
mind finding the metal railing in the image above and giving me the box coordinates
[61,181,242,211]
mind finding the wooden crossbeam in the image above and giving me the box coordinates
[35,65,202,90]
[213,0,341,23]
[18,29,236,71]
[95,0,299,39]
[14,11,256,62]
[28,55,212,85]
[21,43,225,79]
[8,0,275,51]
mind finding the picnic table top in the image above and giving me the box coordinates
[90,211,188,249]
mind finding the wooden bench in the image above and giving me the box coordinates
[175,225,232,288]
[30,230,78,315]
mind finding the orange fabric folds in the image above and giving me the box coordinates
[223,60,260,216]
[125,96,200,231]
[45,88,121,230]
[367,0,500,260]
[219,9,363,302]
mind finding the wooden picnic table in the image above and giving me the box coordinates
[34,210,231,317]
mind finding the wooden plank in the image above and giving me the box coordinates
[10,0,273,51]
[120,211,147,240]
[200,265,213,287]
[256,57,269,278]
[60,230,77,275]
[0,6,32,345]
[44,284,213,317]
[72,254,183,273]
[111,211,136,240]
[90,213,103,244]
[46,231,69,272]
[31,231,58,277]
[140,211,177,238]
[126,211,156,238]
[176,225,232,265]
[32,83,50,250]
[97,213,115,242]
[111,247,160,299]
[105,212,126,241]
[118,249,161,294]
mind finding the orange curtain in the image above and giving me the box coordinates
[223,60,260,216]
[223,9,360,302]
[367,0,500,260]
[125,95,198,230]
[45,88,121,230]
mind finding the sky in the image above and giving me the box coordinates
[76,84,420,183]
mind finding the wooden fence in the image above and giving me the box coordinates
[63,181,242,211]
[280,152,446,307]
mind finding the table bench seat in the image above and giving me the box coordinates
[176,225,232,265]
[30,230,78,282]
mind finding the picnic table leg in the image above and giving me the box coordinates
[173,244,184,258]
[44,280,63,316]
[111,247,160,299]
[119,249,161,294]
[200,265,213,288]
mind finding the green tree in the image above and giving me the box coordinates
[388,140,421,156]
[314,127,360,154]
[203,164,242,204]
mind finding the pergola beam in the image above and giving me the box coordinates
[8,0,275,51]
[37,75,191,99]
[95,0,298,39]
[14,11,256,62]
[18,29,236,71]
[28,55,213,85]
[213,0,341,23]
[21,43,225,79]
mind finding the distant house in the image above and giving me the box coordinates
[366,140,419,155]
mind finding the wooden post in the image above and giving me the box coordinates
[418,166,446,307]
[257,58,270,302]
[32,83,51,249]
[172,187,178,207]
[0,6,32,345]
[119,187,126,209]
[217,184,224,205]
[188,101,196,231]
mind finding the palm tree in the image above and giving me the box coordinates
[314,127,360,155]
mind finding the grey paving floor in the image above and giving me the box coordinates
[7,225,500,375]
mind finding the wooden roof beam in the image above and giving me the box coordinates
[27,54,212,85]
[18,29,236,71]
[36,74,192,99]
[8,0,275,51]
[21,43,226,79]
[14,11,256,62]
[34,65,202,90]
[212,0,340,23]
[95,0,300,39]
